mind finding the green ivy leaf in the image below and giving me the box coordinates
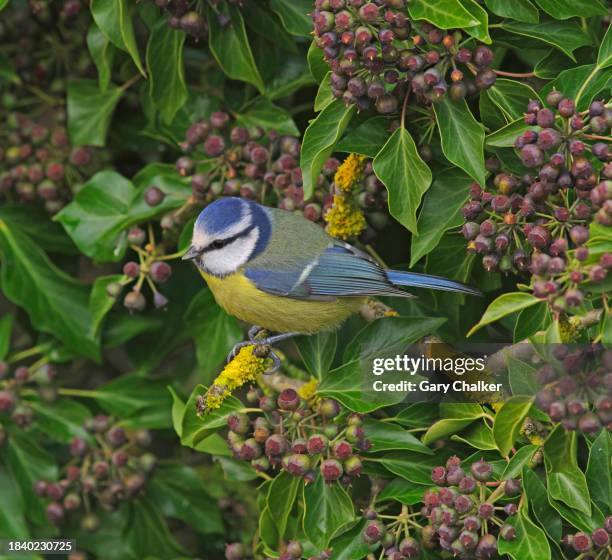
[499,20,591,61]
[483,79,542,123]
[303,474,355,549]
[585,430,611,514]
[522,468,563,542]
[507,355,538,395]
[541,63,612,111]
[598,23,612,68]
[460,0,491,44]
[468,292,541,336]
[433,98,486,186]
[502,445,538,479]
[451,420,497,451]
[295,331,337,381]
[0,468,30,540]
[146,19,187,124]
[376,452,441,485]
[30,398,91,443]
[267,471,301,538]
[328,520,371,560]
[373,127,432,235]
[67,79,122,147]
[314,74,334,112]
[90,0,145,76]
[363,418,434,454]
[410,168,472,266]
[207,4,264,92]
[236,97,299,136]
[544,426,591,515]
[86,22,115,91]
[486,119,536,148]
[377,479,425,505]
[336,116,391,157]
[0,314,13,361]
[484,0,539,23]
[55,167,189,262]
[268,0,311,37]
[0,220,99,360]
[492,396,533,457]
[423,403,486,445]
[408,0,478,29]
[497,502,551,560]
[307,41,328,83]
[89,274,123,340]
[301,100,355,199]
[184,289,242,379]
[513,301,548,341]
[532,0,606,20]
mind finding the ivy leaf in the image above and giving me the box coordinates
[336,116,391,157]
[55,167,189,262]
[410,168,472,266]
[89,274,123,339]
[184,289,242,379]
[207,4,264,93]
[541,64,612,111]
[544,425,591,515]
[295,331,337,381]
[314,75,334,112]
[377,479,425,505]
[497,502,551,560]
[460,0,491,44]
[513,302,548,341]
[328,520,371,560]
[67,79,122,147]
[268,0,311,37]
[408,0,478,29]
[492,396,533,457]
[0,219,100,360]
[483,79,542,123]
[236,97,299,136]
[0,469,30,540]
[267,471,301,538]
[90,0,145,76]
[502,445,538,479]
[483,0,539,23]
[499,20,591,61]
[506,355,538,395]
[0,314,13,361]
[30,398,91,443]
[451,420,497,451]
[363,418,434,454]
[486,119,536,148]
[301,100,355,199]
[433,98,486,186]
[585,430,611,514]
[522,468,563,542]
[86,21,115,91]
[598,23,612,68]
[146,19,187,124]
[532,0,606,20]
[373,127,432,235]
[423,403,486,445]
[376,453,442,485]
[303,474,355,549]
[307,40,328,83]
[467,292,541,336]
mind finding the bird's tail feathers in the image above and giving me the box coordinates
[386,270,481,296]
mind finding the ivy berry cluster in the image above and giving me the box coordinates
[226,388,367,484]
[312,0,496,114]
[462,94,611,312]
[36,416,155,530]
[561,517,612,559]
[534,344,611,434]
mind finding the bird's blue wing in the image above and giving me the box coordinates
[244,243,409,300]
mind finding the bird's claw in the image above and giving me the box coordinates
[226,328,299,374]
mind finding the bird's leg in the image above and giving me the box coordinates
[226,329,300,374]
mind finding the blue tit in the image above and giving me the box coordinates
[183,197,480,351]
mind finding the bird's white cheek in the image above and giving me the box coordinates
[202,229,259,277]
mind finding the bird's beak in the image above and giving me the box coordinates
[182,246,200,261]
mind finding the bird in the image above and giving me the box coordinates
[183,197,480,369]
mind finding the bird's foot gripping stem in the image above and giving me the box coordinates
[227,328,299,374]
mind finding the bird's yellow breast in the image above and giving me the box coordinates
[200,270,363,334]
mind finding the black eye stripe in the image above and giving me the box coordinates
[202,227,253,253]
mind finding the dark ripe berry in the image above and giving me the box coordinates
[185,121,210,145]
[458,476,476,494]
[358,3,379,23]
[478,502,494,519]
[439,486,457,506]
[537,128,561,151]
[332,440,352,460]
[548,400,566,421]
[179,11,206,37]
[210,111,230,130]
[573,532,592,552]
[590,115,608,133]
[63,492,81,511]
[127,227,146,246]
[46,502,64,524]
[445,465,465,485]
[473,46,493,68]
[176,157,195,176]
[479,219,496,237]
[602,253,612,268]
[524,112,537,125]
[0,390,15,412]
[606,515,612,534]
[546,90,563,107]
[112,450,129,467]
[475,534,497,559]
[454,494,473,514]
[463,516,481,532]
[462,222,480,240]
[459,530,479,550]
[431,466,446,485]
[122,261,140,279]
[46,483,64,501]
[569,139,585,155]
[504,478,521,497]
[527,225,550,249]
[46,162,65,181]
[363,519,385,544]
[589,100,605,117]
[570,115,584,130]
[307,434,328,454]
[106,426,127,447]
[455,48,472,64]
[375,94,398,114]
[473,234,493,253]
[344,455,362,477]
[536,108,554,128]
[144,186,165,206]
[475,69,496,89]
[521,144,544,168]
[69,437,88,457]
[547,257,565,274]
[439,523,458,542]
[277,388,301,411]
[203,135,226,157]
[575,247,589,261]
[578,412,601,434]
[502,503,518,517]
[565,288,583,307]
[549,238,568,256]
[320,458,343,482]
[265,434,288,456]
[550,152,565,167]
[249,146,269,165]
[500,524,516,541]
[569,225,589,245]
[557,98,575,117]
[149,261,172,283]
[592,142,610,161]
[424,50,440,65]
[227,412,249,434]
[462,200,482,219]
[286,453,311,476]
[398,537,419,558]
[470,459,492,482]
[124,472,146,498]
[33,480,48,497]
[240,438,262,460]
[592,527,610,548]
[286,540,303,559]
[13,366,28,383]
